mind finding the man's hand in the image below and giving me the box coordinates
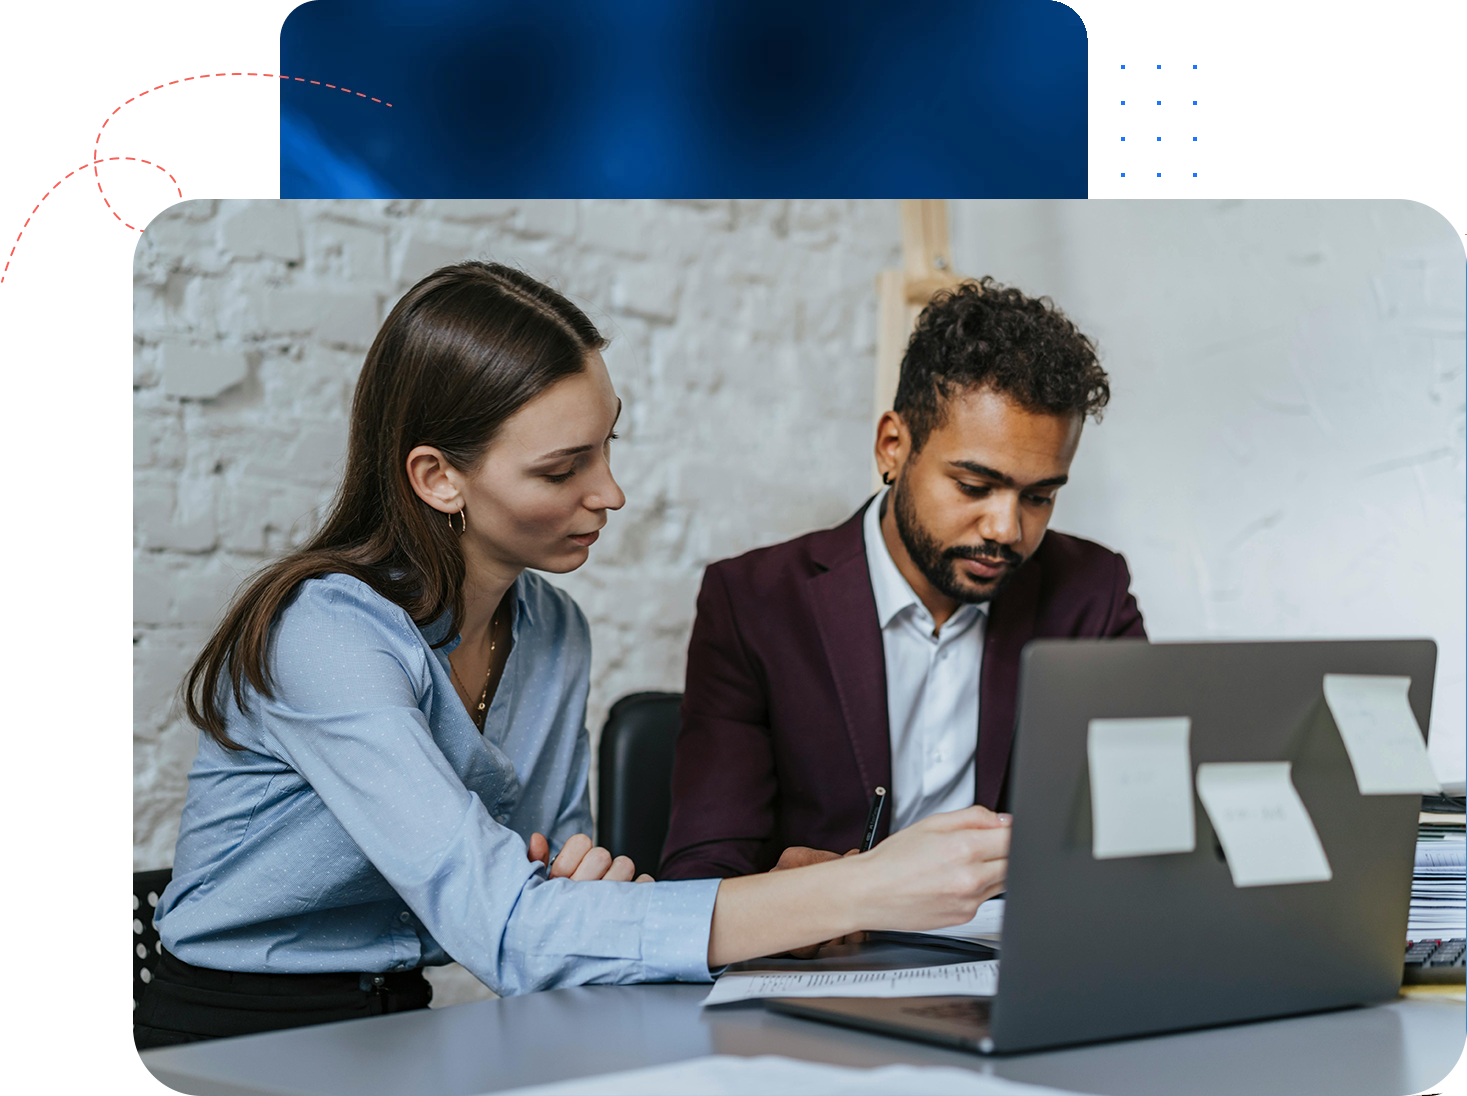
[527,832,653,882]
[770,846,854,872]
[770,846,865,956]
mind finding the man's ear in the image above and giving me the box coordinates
[874,410,908,482]
[405,446,461,514]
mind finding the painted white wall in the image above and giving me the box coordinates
[951,199,1465,780]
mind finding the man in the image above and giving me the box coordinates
[660,277,1145,880]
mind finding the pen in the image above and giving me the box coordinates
[860,786,887,852]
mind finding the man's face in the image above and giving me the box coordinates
[883,386,1083,605]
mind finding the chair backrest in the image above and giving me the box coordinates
[596,691,682,880]
[134,867,173,1007]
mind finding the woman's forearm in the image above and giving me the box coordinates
[706,856,869,967]
[703,805,1013,968]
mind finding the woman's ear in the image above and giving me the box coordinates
[405,446,462,514]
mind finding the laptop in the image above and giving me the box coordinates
[767,638,1436,1054]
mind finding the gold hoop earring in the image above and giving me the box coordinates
[448,508,466,536]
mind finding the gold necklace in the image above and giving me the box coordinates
[450,609,501,731]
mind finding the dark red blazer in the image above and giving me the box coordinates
[659,499,1147,880]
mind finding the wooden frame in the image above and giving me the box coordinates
[872,199,971,487]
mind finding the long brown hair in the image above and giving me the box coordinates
[184,261,608,749]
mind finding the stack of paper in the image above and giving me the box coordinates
[1410,813,1466,940]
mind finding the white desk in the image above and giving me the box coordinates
[141,942,1465,1096]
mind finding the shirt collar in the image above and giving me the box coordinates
[863,488,921,629]
[512,574,536,629]
[426,571,534,651]
[862,487,988,632]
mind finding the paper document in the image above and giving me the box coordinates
[495,1054,1070,1096]
[912,897,1004,947]
[1087,716,1196,859]
[1196,761,1332,887]
[1323,674,1439,795]
[1417,845,1466,869]
[701,960,999,1007]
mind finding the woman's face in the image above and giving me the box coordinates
[415,351,626,576]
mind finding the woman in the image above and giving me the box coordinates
[136,262,1010,1048]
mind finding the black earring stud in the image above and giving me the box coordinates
[881,471,892,486]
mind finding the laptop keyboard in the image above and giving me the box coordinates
[1404,938,1465,984]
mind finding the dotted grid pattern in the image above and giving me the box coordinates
[2,72,393,285]
[1117,63,1202,180]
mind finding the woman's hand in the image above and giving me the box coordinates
[851,805,1010,931]
[706,805,1010,968]
[527,832,653,882]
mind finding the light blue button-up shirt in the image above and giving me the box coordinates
[155,571,720,995]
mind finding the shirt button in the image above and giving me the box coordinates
[495,813,508,824]
[399,911,411,924]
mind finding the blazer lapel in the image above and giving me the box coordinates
[977,554,1041,809]
[807,505,892,835]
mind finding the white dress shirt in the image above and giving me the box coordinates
[863,489,988,832]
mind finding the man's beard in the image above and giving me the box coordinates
[891,471,1027,605]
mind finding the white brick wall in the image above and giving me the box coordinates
[133,198,900,872]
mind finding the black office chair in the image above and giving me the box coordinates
[596,691,682,879]
[134,867,173,1009]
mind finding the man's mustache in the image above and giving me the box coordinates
[944,542,1024,567]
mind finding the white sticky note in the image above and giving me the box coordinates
[1087,717,1196,859]
[1322,674,1439,795]
[1196,762,1332,888]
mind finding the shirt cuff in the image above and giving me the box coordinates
[639,877,722,983]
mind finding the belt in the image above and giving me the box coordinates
[136,947,433,1043]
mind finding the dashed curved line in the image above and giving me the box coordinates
[3,71,394,287]
[278,71,390,104]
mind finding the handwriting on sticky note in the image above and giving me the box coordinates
[1196,762,1331,888]
[1323,674,1439,796]
[1087,717,1196,859]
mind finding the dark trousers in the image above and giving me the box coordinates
[134,948,433,1049]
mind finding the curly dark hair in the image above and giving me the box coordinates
[893,276,1109,452]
